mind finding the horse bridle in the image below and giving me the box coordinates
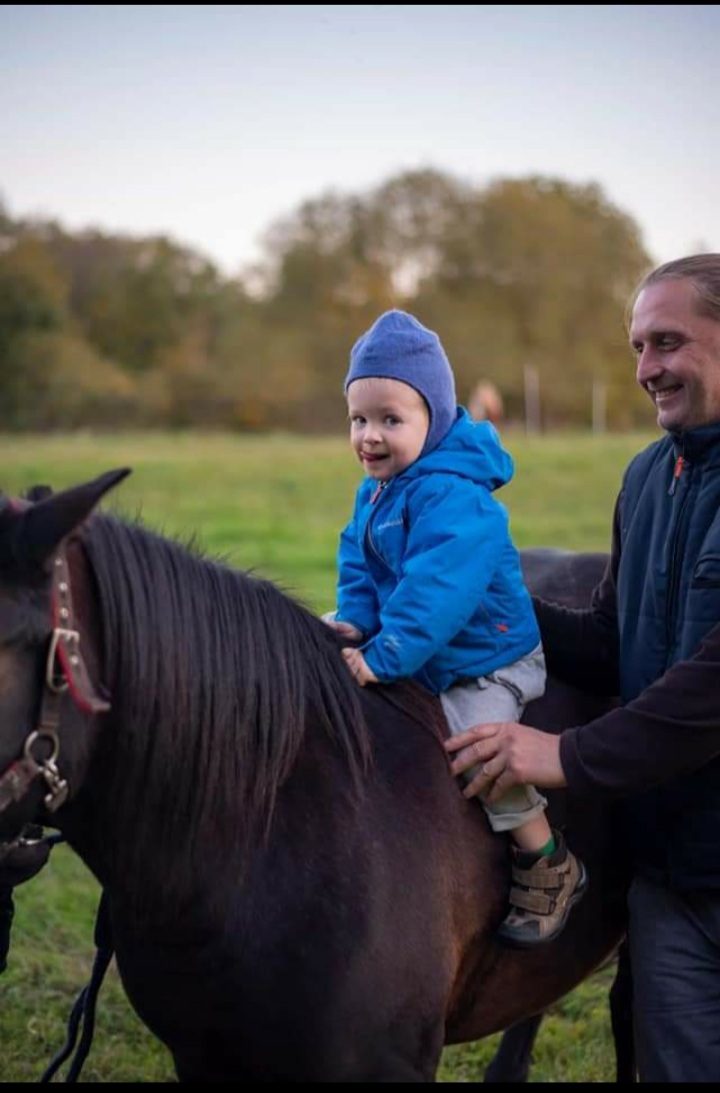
[0,539,110,818]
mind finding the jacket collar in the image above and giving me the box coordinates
[671,420,720,464]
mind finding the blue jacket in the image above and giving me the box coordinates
[617,422,720,887]
[336,408,540,694]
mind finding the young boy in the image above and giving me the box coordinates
[326,309,587,947]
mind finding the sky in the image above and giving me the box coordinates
[1,4,719,279]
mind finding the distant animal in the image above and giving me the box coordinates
[468,380,504,425]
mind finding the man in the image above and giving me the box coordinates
[446,254,720,1083]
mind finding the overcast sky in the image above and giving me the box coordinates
[1,4,718,277]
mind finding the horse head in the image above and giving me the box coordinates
[0,470,130,843]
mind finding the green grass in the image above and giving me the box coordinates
[1,428,657,1082]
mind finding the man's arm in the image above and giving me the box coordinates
[560,618,720,798]
[446,620,720,802]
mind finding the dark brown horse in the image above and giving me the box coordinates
[0,472,627,1082]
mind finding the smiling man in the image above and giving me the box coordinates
[445,254,720,1082]
[631,272,720,432]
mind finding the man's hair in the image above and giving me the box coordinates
[631,253,720,323]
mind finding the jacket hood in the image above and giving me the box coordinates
[402,407,513,491]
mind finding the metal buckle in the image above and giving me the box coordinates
[23,730,68,812]
[24,729,60,770]
[46,628,80,692]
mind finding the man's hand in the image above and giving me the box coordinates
[342,647,379,686]
[444,721,566,801]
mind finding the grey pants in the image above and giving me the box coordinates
[440,645,548,833]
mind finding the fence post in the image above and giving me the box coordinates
[592,378,607,434]
[524,364,541,434]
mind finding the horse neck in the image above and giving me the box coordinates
[65,517,372,929]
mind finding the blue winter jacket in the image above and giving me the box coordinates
[335,408,540,694]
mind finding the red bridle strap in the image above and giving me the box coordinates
[0,538,110,815]
[49,548,110,717]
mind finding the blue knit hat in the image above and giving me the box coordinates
[344,310,457,454]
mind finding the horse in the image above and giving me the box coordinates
[0,470,628,1082]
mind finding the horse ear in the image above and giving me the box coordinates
[23,484,54,502]
[16,468,132,567]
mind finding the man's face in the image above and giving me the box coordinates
[630,278,720,432]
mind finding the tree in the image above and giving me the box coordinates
[0,170,654,431]
[417,176,651,424]
[0,237,68,424]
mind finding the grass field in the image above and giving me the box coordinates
[1,428,657,1082]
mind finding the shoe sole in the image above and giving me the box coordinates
[496,861,590,950]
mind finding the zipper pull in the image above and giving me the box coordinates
[370,481,385,504]
[668,454,685,496]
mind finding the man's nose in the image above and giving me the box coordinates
[636,347,663,387]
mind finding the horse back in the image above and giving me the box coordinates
[358,661,626,1045]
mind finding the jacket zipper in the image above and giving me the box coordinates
[366,481,392,565]
[370,480,387,505]
[665,452,692,653]
[668,454,685,496]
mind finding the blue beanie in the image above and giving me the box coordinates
[344,310,457,454]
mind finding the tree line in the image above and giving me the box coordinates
[0,169,655,431]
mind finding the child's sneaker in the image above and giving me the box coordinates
[496,830,588,948]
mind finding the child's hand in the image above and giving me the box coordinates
[323,618,363,642]
[342,647,378,686]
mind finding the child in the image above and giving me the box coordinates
[326,309,587,947]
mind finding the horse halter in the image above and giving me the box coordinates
[0,541,111,817]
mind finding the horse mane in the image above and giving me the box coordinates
[82,513,375,918]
